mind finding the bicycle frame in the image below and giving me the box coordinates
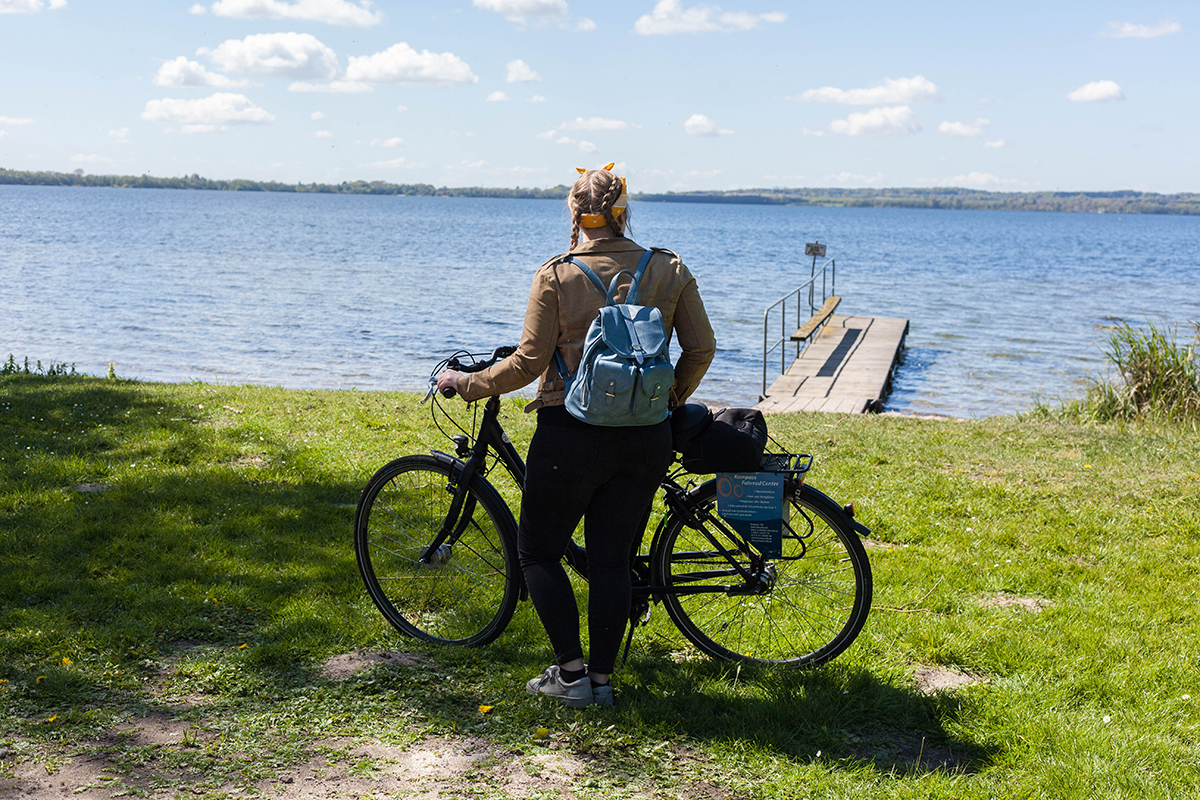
[423,392,788,606]
[419,395,525,564]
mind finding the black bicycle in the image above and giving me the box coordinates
[354,346,872,667]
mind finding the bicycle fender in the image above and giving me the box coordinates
[802,484,872,537]
[429,450,466,474]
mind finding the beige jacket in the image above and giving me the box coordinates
[458,237,716,410]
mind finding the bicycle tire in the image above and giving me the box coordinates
[354,454,520,647]
[653,480,871,667]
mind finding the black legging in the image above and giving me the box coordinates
[517,405,673,675]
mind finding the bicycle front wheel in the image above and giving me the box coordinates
[654,480,871,667]
[354,455,520,646]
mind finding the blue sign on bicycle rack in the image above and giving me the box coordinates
[715,472,786,557]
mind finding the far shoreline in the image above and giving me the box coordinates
[4,168,1199,216]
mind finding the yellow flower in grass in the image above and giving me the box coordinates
[36,675,45,684]
[478,705,494,714]
[61,657,72,666]
[47,715,58,722]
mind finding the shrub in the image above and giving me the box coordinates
[1065,321,1200,423]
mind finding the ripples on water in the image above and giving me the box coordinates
[3,185,1198,417]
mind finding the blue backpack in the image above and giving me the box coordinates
[553,250,675,427]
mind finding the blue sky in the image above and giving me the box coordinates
[1,0,1195,193]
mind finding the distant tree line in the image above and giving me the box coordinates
[0,168,569,199]
[3,168,1198,214]
[636,187,1200,215]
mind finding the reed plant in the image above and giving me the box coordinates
[1045,321,1200,424]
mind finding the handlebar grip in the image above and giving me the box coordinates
[441,386,457,398]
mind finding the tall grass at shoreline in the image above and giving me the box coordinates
[2,370,1199,798]
[1038,321,1200,425]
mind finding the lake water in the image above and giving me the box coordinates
[3,185,1198,417]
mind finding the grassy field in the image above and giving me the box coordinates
[2,372,1199,799]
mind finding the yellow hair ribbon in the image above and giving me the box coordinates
[577,168,627,229]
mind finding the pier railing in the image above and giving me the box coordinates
[761,257,836,399]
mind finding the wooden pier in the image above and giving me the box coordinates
[755,314,909,415]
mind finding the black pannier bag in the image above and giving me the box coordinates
[670,404,769,474]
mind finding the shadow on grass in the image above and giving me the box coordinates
[1,375,991,784]
[0,376,364,689]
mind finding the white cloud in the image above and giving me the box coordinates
[485,91,510,102]
[473,0,566,22]
[70,154,112,164]
[790,75,939,105]
[800,127,825,137]
[554,136,576,145]
[288,80,371,93]
[1100,20,1181,39]
[983,139,1004,149]
[0,0,66,12]
[0,131,6,138]
[940,172,1012,187]
[206,0,382,26]
[108,127,130,141]
[829,106,919,136]
[528,94,547,103]
[1067,80,1124,102]
[575,17,595,31]
[204,33,339,80]
[557,116,629,131]
[154,56,250,89]
[634,0,786,34]
[362,156,419,169]
[370,137,404,147]
[578,141,597,154]
[311,111,325,120]
[684,113,732,136]
[0,116,34,125]
[314,130,333,138]
[938,117,990,137]
[346,42,477,87]
[505,59,540,83]
[190,3,206,12]
[141,92,275,133]
[819,172,887,187]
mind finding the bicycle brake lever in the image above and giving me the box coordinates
[422,381,437,404]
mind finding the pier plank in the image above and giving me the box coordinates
[756,314,908,415]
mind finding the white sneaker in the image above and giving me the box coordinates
[591,682,614,707]
[525,666,594,708]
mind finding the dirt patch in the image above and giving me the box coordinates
[73,482,109,494]
[499,751,586,796]
[852,727,975,774]
[320,650,424,680]
[914,666,984,695]
[228,454,269,469]
[115,712,213,747]
[980,594,1051,612]
[861,539,903,551]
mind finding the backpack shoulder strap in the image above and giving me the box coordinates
[625,249,655,306]
[563,256,608,296]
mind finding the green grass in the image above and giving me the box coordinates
[2,373,1200,798]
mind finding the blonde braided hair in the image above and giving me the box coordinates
[567,169,630,249]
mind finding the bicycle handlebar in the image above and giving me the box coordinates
[429,345,519,400]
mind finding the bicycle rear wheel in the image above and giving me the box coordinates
[654,480,871,667]
[354,455,519,646]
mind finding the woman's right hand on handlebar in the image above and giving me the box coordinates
[436,369,464,398]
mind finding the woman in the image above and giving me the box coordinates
[437,164,715,707]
